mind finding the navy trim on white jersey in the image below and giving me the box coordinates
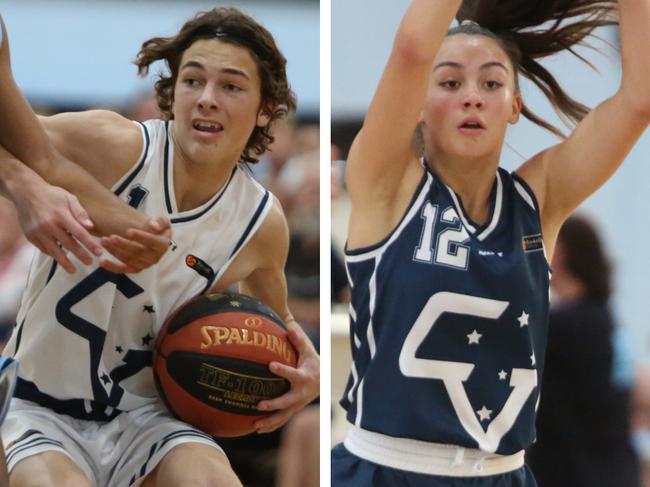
[163,121,174,213]
[13,319,25,355]
[14,378,123,421]
[113,122,151,197]
[45,259,57,285]
[170,167,238,224]
[6,435,65,466]
[229,190,270,259]
[200,190,272,294]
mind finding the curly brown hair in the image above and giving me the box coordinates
[134,7,297,163]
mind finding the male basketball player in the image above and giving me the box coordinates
[0,8,319,487]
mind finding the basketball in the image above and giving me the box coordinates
[153,292,298,437]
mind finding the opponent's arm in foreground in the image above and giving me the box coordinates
[0,15,170,273]
[518,0,650,255]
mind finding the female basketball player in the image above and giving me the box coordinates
[0,8,319,487]
[332,0,649,485]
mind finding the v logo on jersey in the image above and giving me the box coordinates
[399,292,537,453]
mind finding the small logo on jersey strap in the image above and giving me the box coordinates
[185,254,215,279]
[522,234,544,253]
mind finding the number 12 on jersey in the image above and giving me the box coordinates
[413,203,470,270]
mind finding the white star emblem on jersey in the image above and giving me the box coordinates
[517,311,530,327]
[467,330,482,345]
[476,406,493,422]
[498,370,508,381]
[530,352,536,366]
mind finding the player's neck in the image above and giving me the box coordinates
[429,155,499,227]
[172,145,236,212]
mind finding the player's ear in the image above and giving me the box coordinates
[509,93,522,125]
[257,104,273,128]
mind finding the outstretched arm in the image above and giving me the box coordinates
[518,0,650,254]
[346,0,462,206]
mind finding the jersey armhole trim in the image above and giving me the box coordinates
[512,172,552,273]
[112,121,151,196]
[511,172,540,213]
[200,191,273,293]
[345,170,432,261]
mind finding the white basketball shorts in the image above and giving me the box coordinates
[2,398,226,487]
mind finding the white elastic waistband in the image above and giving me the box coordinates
[343,426,525,477]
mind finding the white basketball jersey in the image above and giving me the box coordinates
[4,119,273,421]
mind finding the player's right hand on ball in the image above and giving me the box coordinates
[99,216,172,274]
[15,180,102,273]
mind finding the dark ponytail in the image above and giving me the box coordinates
[450,0,617,138]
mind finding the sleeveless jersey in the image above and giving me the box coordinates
[341,166,550,455]
[5,119,273,421]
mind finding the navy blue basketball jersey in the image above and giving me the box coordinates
[341,166,550,455]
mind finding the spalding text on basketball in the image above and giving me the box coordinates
[200,326,295,363]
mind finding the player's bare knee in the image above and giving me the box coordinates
[149,443,242,487]
[9,452,92,487]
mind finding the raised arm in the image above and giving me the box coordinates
[518,0,650,252]
[346,0,462,205]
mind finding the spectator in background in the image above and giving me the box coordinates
[331,144,350,305]
[527,214,640,487]
[252,118,296,198]
[0,197,33,350]
[126,90,161,122]
[281,145,320,331]
[633,366,650,487]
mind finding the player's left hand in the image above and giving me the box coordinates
[254,323,320,433]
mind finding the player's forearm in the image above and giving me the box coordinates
[46,155,151,237]
[392,0,462,66]
[0,143,149,238]
[0,152,45,203]
[0,15,54,168]
[618,0,650,116]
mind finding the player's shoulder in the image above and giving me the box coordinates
[44,109,138,136]
[42,109,142,165]
[40,109,148,188]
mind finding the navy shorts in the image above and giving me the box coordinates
[332,444,538,487]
